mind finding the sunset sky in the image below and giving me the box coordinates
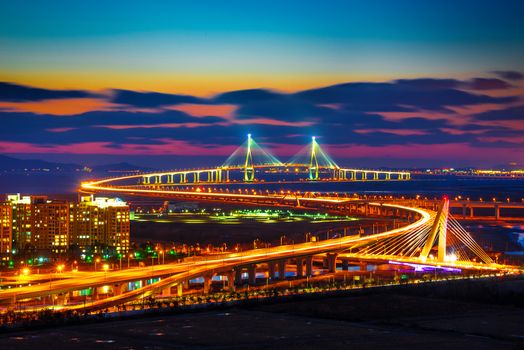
[1,0,524,168]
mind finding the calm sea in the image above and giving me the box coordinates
[1,173,523,201]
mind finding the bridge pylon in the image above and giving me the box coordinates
[222,134,282,182]
[244,134,255,182]
[309,137,319,180]
[420,198,449,262]
[288,137,338,181]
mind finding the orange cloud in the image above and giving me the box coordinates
[0,98,113,115]
[171,104,236,119]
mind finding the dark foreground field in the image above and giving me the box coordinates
[2,278,523,350]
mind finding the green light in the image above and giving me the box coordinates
[79,288,91,296]
[309,137,319,180]
[222,134,282,177]
[244,133,254,181]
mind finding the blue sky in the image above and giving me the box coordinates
[2,0,523,93]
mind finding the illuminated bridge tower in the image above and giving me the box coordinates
[420,198,449,263]
[244,134,255,182]
[287,136,338,181]
[222,134,282,183]
[309,136,319,180]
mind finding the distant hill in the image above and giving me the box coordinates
[0,155,154,173]
[0,154,81,171]
[91,162,155,173]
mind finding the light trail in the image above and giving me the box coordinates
[0,201,428,306]
[2,179,513,312]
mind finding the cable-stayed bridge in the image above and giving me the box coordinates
[4,136,511,313]
[120,135,410,187]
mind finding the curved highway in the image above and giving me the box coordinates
[1,179,510,312]
[0,202,429,309]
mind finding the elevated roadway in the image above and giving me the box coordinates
[1,195,515,313]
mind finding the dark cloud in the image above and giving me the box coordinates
[394,78,461,90]
[77,110,223,125]
[213,89,282,104]
[395,78,512,91]
[236,96,332,121]
[0,110,223,140]
[0,82,93,102]
[0,107,515,151]
[216,79,517,127]
[492,70,524,81]
[293,81,515,112]
[473,105,524,121]
[339,104,415,113]
[465,78,512,90]
[0,77,522,154]
[111,89,206,108]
